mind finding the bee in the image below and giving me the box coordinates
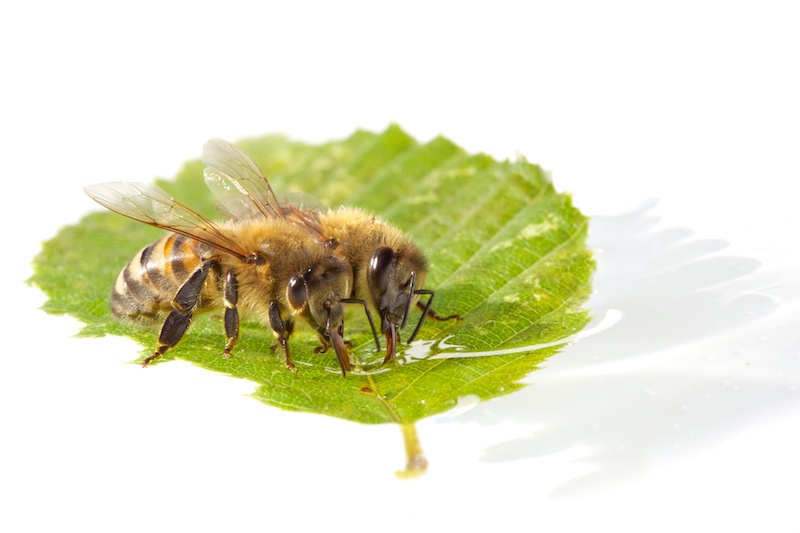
[83,140,379,377]
[285,206,462,362]
[206,140,462,363]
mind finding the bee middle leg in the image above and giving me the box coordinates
[221,270,239,358]
[142,262,212,366]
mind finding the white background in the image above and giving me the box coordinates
[2,1,799,531]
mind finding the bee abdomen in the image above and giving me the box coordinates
[110,234,206,324]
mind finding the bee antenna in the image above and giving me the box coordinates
[341,298,381,352]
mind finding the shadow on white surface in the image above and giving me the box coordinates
[442,202,800,498]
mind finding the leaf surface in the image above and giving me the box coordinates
[31,125,594,426]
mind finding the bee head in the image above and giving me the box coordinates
[366,246,428,363]
[286,256,353,375]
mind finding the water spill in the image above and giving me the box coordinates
[399,308,624,361]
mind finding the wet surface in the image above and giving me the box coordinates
[438,203,800,497]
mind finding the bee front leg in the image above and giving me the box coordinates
[313,337,331,354]
[416,300,462,322]
[268,300,297,372]
[222,270,239,358]
[313,334,352,352]
[407,289,462,344]
[142,262,212,366]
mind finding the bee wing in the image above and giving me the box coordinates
[202,138,284,220]
[84,181,250,261]
[281,204,328,239]
[279,191,329,213]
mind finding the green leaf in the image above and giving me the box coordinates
[31,125,594,474]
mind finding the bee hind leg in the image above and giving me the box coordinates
[142,262,212,367]
[142,310,193,366]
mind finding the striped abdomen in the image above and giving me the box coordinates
[111,233,218,324]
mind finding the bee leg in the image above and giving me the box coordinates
[313,336,353,353]
[314,338,330,354]
[142,310,194,366]
[407,289,462,344]
[414,289,461,322]
[268,300,297,371]
[416,299,462,322]
[142,262,211,366]
[221,270,239,358]
[341,298,380,351]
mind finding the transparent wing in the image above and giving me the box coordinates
[282,204,328,240]
[83,181,250,261]
[202,138,284,220]
[279,191,329,213]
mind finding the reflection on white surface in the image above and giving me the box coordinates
[440,202,800,498]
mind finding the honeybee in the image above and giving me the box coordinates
[284,206,462,362]
[207,140,462,363]
[83,140,379,377]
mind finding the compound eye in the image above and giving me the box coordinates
[287,275,308,310]
[368,247,396,296]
